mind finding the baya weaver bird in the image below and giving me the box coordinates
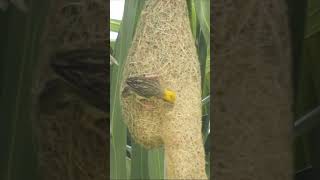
[122,74,176,109]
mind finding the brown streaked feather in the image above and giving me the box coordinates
[125,76,162,98]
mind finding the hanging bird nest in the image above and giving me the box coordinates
[121,0,202,148]
[120,0,207,179]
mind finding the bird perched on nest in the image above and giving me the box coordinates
[122,75,176,109]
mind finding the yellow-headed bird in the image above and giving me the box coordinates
[122,75,176,107]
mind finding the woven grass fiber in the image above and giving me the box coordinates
[120,0,207,179]
[34,0,108,179]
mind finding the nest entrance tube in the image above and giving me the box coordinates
[120,0,207,179]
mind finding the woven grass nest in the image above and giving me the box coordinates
[120,0,207,179]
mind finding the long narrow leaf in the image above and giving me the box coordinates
[110,19,121,32]
[0,1,49,180]
[148,147,165,179]
[187,0,197,38]
[130,143,149,179]
[110,0,146,179]
[194,0,210,46]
